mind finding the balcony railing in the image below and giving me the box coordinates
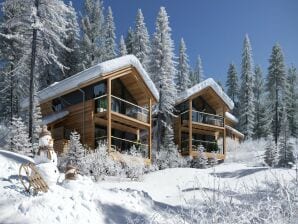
[180,110,224,127]
[181,139,223,154]
[95,135,149,158]
[94,94,149,123]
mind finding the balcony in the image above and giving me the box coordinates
[180,110,224,127]
[94,94,149,123]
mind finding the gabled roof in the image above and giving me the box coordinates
[175,78,234,110]
[21,55,159,108]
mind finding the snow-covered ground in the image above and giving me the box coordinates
[0,149,296,224]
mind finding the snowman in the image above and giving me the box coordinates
[33,125,59,185]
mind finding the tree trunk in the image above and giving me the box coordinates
[29,0,39,141]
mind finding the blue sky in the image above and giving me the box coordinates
[72,0,298,85]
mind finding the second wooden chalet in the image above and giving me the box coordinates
[174,78,244,160]
[21,55,159,163]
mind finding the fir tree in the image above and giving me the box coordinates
[226,63,239,103]
[176,38,190,93]
[132,9,151,69]
[278,107,295,168]
[239,34,255,139]
[266,43,287,144]
[287,65,298,137]
[81,0,105,68]
[118,35,127,56]
[125,27,134,54]
[103,6,116,61]
[149,7,176,151]
[190,55,204,86]
[264,135,278,167]
[8,116,32,156]
[253,65,270,138]
[67,131,85,167]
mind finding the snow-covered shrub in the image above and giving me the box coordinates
[226,138,267,165]
[8,116,32,157]
[191,145,207,169]
[209,152,218,167]
[122,146,145,180]
[0,123,9,147]
[66,131,85,169]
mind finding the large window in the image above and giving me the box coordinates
[94,83,106,98]
[52,99,63,112]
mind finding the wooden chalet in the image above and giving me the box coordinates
[21,55,159,163]
[174,78,243,160]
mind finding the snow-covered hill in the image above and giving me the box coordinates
[0,150,296,224]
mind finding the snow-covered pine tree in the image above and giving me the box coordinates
[8,116,32,156]
[103,6,116,61]
[278,107,295,168]
[176,38,190,93]
[191,145,208,169]
[67,131,85,167]
[266,43,287,144]
[0,0,29,123]
[149,7,177,151]
[264,135,278,167]
[61,1,82,78]
[125,27,134,54]
[239,34,255,139]
[118,35,127,56]
[132,9,151,70]
[81,0,105,68]
[253,65,270,139]
[286,65,298,137]
[226,63,239,103]
[190,55,204,86]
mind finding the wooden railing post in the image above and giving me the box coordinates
[107,78,112,153]
[148,98,152,161]
[188,99,192,155]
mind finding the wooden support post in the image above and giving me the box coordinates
[178,116,181,152]
[148,98,152,161]
[107,78,112,153]
[222,107,226,157]
[136,129,140,141]
[188,99,192,155]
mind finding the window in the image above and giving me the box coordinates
[52,99,63,112]
[94,83,106,98]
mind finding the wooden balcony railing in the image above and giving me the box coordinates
[181,139,223,154]
[94,94,149,123]
[180,110,224,127]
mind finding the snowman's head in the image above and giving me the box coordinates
[39,135,54,148]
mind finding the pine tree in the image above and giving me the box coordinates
[266,43,287,144]
[176,38,190,93]
[103,6,116,61]
[226,63,239,103]
[239,34,255,139]
[149,7,176,151]
[253,65,270,138]
[125,27,134,54]
[67,131,85,167]
[132,9,151,69]
[278,107,295,168]
[118,35,127,56]
[81,0,105,68]
[264,135,278,167]
[287,65,298,137]
[190,55,204,86]
[61,2,82,78]
[8,116,32,156]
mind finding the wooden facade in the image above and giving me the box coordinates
[174,86,236,161]
[39,66,157,163]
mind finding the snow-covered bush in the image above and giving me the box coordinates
[226,138,267,165]
[191,145,208,169]
[264,135,279,167]
[8,116,32,157]
[122,146,145,180]
[209,152,218,167]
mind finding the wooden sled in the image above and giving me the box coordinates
[19,162,49,193]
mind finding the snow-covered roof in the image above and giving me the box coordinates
[225,125,244,138]
[21,55,159,108]
[41,111,69,125]
[175,78,234,110]
[225,112,239,123]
